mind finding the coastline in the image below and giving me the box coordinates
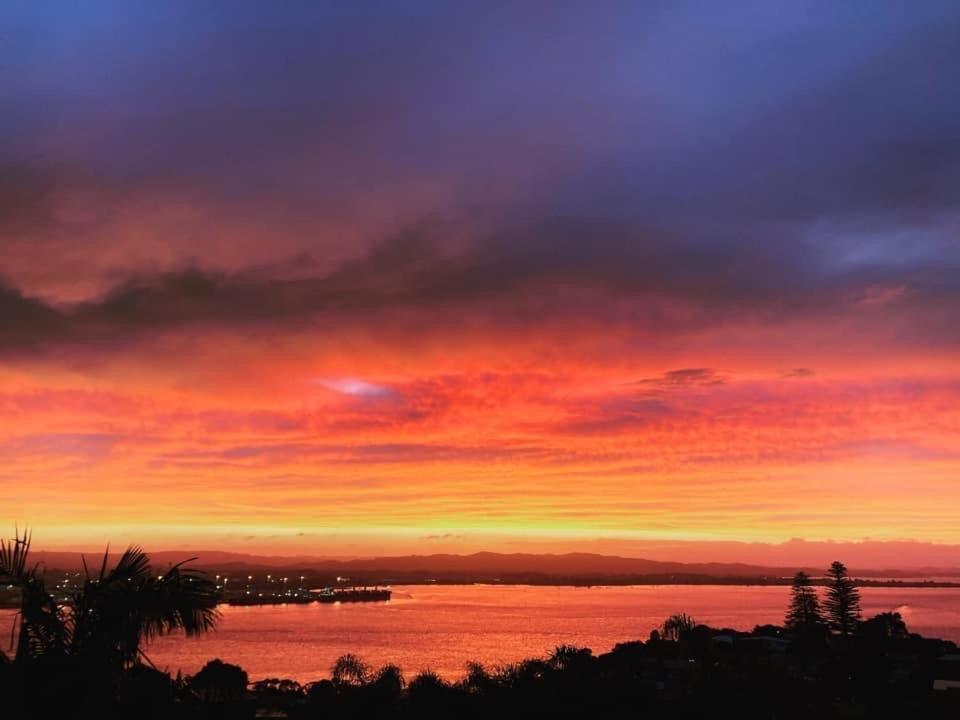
[4,577,960,611]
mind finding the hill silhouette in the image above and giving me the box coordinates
[29,549,960,581]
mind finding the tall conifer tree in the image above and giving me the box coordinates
[785,571,823,629]
[823,561,861,635]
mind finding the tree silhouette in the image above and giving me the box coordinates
[547,645,593,672]
[0,528,219,668]
[331,653,370,687]
[858,611,909,641]
[785,571,824,629]
[661,612,697,641]
[461,662,493,695]
[370,663,404,696]
[407,669,453,709]
[823,560,861,635]
[189,658,248,702]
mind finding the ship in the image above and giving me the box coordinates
[313,586,392,603]
[223,586,391,606]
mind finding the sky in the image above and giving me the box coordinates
[1,2,959,562]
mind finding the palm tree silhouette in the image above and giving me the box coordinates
[661,612,697,641]
[0,528,219,669]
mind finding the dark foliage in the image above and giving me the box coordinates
[0,529,220,717]
[785,571,825,629]
[824,561,863,636]
[3,547,959,718]
[190,659,249,702]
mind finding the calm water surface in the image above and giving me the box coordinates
[4,584,960,681]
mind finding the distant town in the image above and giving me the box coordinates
[4,560,958,611]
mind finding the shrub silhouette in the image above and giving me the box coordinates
[331,653,371,687]
[661,612,697,641]
[189,658,248,702]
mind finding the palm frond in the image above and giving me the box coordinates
[98,543,111,582]
[15,572,69,660]
[107,545,152,584]
[3,530,219,669]
[141,562,221,640]
[0,528,33,581]
[68,547,220,667]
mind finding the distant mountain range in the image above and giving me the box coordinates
[29,549,960,580]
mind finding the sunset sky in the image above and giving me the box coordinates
[2,2,959,561]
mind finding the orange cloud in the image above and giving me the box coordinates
[3,342,959,556]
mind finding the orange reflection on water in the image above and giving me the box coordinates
[131,584,960,681]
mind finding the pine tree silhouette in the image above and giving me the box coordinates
[785,571,824,629]
[823,560,861,635]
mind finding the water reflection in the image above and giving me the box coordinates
[5,584,960,681]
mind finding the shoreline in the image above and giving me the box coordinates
[4,578,960,610]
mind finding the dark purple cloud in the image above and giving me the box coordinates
[1,1,959,357]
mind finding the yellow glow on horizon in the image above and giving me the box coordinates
[3,325,959,561]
